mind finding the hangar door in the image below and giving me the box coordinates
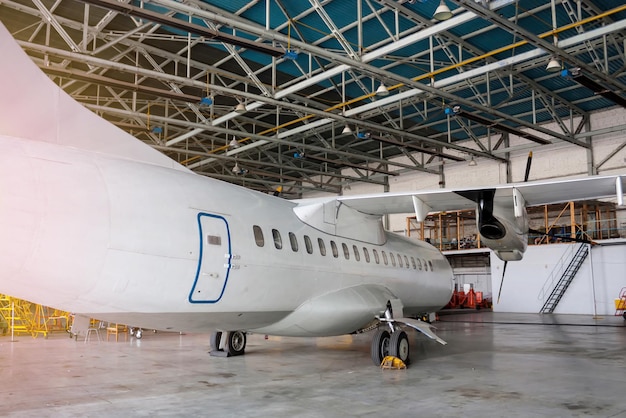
[189,213,232,303]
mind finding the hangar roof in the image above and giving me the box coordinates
[1,0,625,196]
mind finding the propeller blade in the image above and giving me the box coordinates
[524,151,533,182]
[496,260,508,304]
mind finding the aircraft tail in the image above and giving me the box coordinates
[0,22,189,172]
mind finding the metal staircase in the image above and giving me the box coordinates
[539,243,590,314]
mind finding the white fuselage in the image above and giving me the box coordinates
[0,135,454,337]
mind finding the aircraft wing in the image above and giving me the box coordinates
[337,174,626,219]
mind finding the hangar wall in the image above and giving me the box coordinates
[490,242,626,316]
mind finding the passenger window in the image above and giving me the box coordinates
[411,257,416,269]
[253,225,264,247]
[330,241,339,258]
[342,243,350,260]
[304,235,313,254]
[353,245,360,262]
[363,247,370,263]
[428,260,434,271]
[390,253,396,267]
[416,259,422,271]
[404,255,410,269]
[272,229,282,250]
[397,253,403,268]
[382,251,388,265]
[289,232,298,252]
[373,249,380,264]
[318,238,326,256]
[422,259,428,271]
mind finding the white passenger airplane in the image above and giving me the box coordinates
[0,22,624,366]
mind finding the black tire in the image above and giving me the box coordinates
[210,331,223,351]
[389,330,410,363]
[623,312,626,320]
[225,331,246,356]
[370,329,391,366]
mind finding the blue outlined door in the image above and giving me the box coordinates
[189,213,231,303]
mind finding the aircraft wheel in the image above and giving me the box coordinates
[129,328,135,337]
[370,329,391,366]
[210,331,223,352]
[135,329,143,339]
[389,330,410,363]
[226,331,246,356]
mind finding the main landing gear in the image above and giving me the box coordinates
[209,330,247,357]
[370,303,447,366]
[370,328,410,366]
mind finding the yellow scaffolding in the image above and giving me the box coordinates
[0,294,70,338]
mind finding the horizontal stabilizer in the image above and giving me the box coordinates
[0,22,189,172]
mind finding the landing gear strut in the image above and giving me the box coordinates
[209,330,247,357]
[370,303,411,366]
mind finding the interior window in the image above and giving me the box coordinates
[423,259,428,271]
[330,241,339,258]
[289,232,298,252]
[363,247,370,263]
[416,258,422,271]
[253,225,264,247]
[410,257,416,269]
[304,235,313,254]
[428,260,434,271]
[207,235,221,245]
[318,238,326,256]
[272,229,282,250]
[390,253,396,267]
[342,243,350,260]
[382,251,388,265]
[353,245,361,262]
[373,249,380,264]
[397,253,403,268]
[404,255,410,269]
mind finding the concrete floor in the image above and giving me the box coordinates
[0,312,624,417]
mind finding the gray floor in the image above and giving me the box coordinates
[0,312,625,417]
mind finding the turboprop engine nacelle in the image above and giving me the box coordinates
[458,188,528,262]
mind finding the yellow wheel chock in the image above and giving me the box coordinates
[380,355,406,370]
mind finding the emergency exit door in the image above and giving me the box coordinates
[189,212,232,303]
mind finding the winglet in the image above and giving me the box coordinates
[0,22,189,172]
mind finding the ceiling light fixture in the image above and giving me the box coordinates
[546,57,561,72]
[235,102,247,113]
[433,0,452,21]
[468,156,477,167]
[229,138,240,148]
[375,83,389,96]
[342,125,352,134]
